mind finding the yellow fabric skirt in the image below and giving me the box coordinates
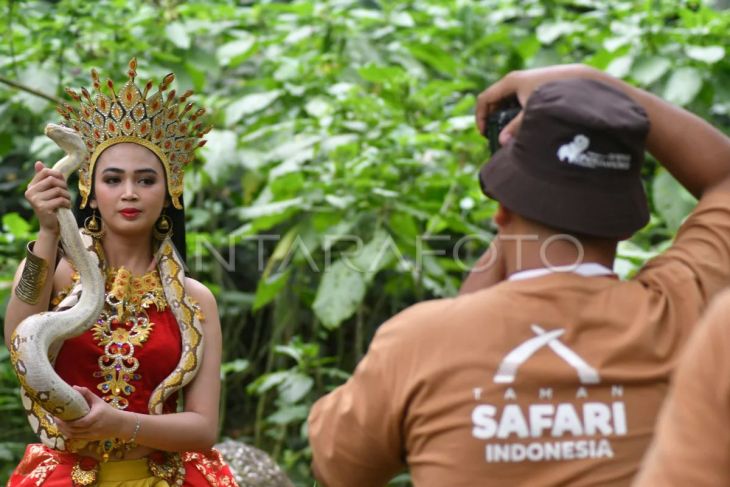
[95,458,168,487]
[9,444,238,486]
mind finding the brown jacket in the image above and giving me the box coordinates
[309,190,730,487]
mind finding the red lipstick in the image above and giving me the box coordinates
[120,208,141,219]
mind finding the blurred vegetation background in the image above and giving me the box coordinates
[1,0,728,484]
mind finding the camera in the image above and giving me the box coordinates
[486,97,521,154]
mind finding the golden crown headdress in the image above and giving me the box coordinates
[56,58,210,209]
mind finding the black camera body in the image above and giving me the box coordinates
[486,97,521,154]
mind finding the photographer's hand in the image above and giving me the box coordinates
[475,64,730,198]
[475,64,600,145]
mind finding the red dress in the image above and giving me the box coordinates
[8,267,238,487]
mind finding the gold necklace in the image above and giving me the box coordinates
[91,266,167,410]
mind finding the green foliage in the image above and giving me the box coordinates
[1,0,729,484]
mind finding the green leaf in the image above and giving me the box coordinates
[405,43,458,76]
[216,35,256,66]
[663,67,703,106]
[536,21,579,45]
[312,258,367,330]
[685,45,725,64]
[390,11,414,27]
[312,229,395,329]
[220,359,250,378]
[652,169,696,233]
[0,442,19,461]
[284,26,315,45]
[527,47,561,68]
[237,197,304,220]
[30,135,62,162]
[2,213,30,239]
[199,130,238,181]
[165,22,191,49]
[151,51,182,64]
[249,371,288,395]
[278,373,314,404]
[184,61,207,91]
[304,97,333,118]
[274,344,303,364]
[267,405,309,425]
[606,55,633,78]
[631,56,671,86]
[0,133,12,156]
[14,64,56,114]
[447,115,474,131]
[349,228,396,281]
[225,91,282,126]
[267,135,320,163]
[252,270,291,311]
[358,64,407,84]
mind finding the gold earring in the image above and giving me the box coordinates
[153,214,173,241]
[83,209,104,239]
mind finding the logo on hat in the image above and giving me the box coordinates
[557,135,590,164]
[557,135,631,171]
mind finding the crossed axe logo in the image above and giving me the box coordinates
[494,324,600,385]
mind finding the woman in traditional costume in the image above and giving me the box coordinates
[4,59,238,486]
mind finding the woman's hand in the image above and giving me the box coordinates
[475,64,602,146]
[24,161,72,236]
[55,386,128,441]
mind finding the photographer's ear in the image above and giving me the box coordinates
[494,205,513,229]
[499,111,524,147]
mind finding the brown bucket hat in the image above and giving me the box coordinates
[479,78,651,239]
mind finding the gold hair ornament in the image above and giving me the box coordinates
[56,58,210,210]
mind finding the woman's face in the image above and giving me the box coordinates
[91,143,167,237]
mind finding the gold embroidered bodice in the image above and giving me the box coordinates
[91,267,167,409]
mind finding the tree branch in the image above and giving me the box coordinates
[0,75,64,105]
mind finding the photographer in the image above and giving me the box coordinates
[307,64,730,486]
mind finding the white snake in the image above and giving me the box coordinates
[10,124,105,444]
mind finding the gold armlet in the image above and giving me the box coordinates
[15,242,49,305]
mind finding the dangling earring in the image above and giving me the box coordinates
[84,209,104,239]
[153,213,173,241]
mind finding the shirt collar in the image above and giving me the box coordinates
[508,263,615,282]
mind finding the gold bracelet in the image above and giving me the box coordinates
[128,414,141,444]
[15,242,49,305]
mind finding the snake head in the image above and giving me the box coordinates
[44,123,89,177]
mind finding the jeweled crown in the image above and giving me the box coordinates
[57,58,210,209]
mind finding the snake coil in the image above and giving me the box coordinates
[10,123,105,448]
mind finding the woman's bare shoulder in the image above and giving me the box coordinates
[53,257,76,294]
[184,277,218,314]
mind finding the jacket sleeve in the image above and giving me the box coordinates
[638,188,730,306]
[308,318,408,487]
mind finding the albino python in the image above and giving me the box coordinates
[9,123,105,449]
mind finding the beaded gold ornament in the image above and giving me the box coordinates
[56,58,210,210]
